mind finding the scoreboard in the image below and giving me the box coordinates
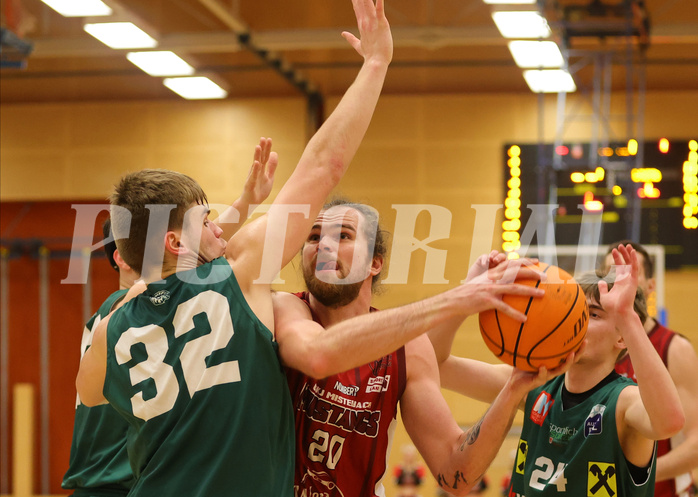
[502,139,698,269]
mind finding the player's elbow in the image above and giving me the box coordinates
[300,350,336,379]
[656,407,685,440]
[668,410,685,437]
[278,325,338,379]
[439,481,480,497]
[310,149,346,187]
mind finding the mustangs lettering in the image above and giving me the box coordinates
[299,384,381,437]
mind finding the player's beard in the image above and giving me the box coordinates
[303,262,364,308]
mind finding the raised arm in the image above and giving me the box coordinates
[608,246,684,441]
[227,0,393,286]
[401,336,568,496]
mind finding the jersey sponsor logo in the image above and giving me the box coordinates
[299,385,381,438]
[515,439,528,475]
[366,375,390,393]
[368,355,392,375]
[530,391,554,425]
[584,404,606,438]
[588,462,616,497]
[296,468,345,497]
[333,380,359,397]
[548,423,577,445]
[149,290,170,306]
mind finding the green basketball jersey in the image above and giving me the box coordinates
[510,374,656,497]
[62,289,135,496]
[104,257,294,497]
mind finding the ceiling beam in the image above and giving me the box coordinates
[26,23,698,59]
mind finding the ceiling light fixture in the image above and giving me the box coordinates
[40,0,112,17]
[84,22,158,49]
[127,51,195,76]
[163,76,228,100]
[492,11,551,38]
[508,40,564,68]
[483,0,536,4]
[523,69,577,93]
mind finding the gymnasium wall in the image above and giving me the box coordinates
[1,90,697,496]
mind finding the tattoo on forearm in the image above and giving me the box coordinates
[453,470,467,489]
[459,414,485,450]
[436,471,469,490]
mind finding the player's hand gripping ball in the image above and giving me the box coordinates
[479,262,588,371]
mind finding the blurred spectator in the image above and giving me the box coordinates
[394,444,426,497]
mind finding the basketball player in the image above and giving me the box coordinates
[61,219,138,495]
[76,2,393,496]
[432,244,685,497]
[62,151,276,496]
[272,199,571,497]
[604,240,698,497]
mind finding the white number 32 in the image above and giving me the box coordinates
[115,291,240,421]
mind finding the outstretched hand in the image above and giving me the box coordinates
[342,0,393,66]
[456,252,545,321]
[240,137,277,206]
[599,244,639,318]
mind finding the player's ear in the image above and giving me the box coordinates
[370,254,383,277]
[113,249,133,272]
[164,230,186,256]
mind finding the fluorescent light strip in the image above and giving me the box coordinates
[492,11,551,38]
[523,69,577,93]
[127,51,195,76]
[40,0,112,17]
[508,40,564,68]
[84,22,158,49]
[163,77,228,100]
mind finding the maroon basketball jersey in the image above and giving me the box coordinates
[287,292,407,497]
[615,322,694,497]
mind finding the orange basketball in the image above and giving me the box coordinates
[479,262,588,372]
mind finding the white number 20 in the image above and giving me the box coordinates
[115,291,240,421]
[308,429,345,470]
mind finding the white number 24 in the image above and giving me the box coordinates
[530,456,568,491]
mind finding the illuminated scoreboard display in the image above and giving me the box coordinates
[502,139,698,269]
